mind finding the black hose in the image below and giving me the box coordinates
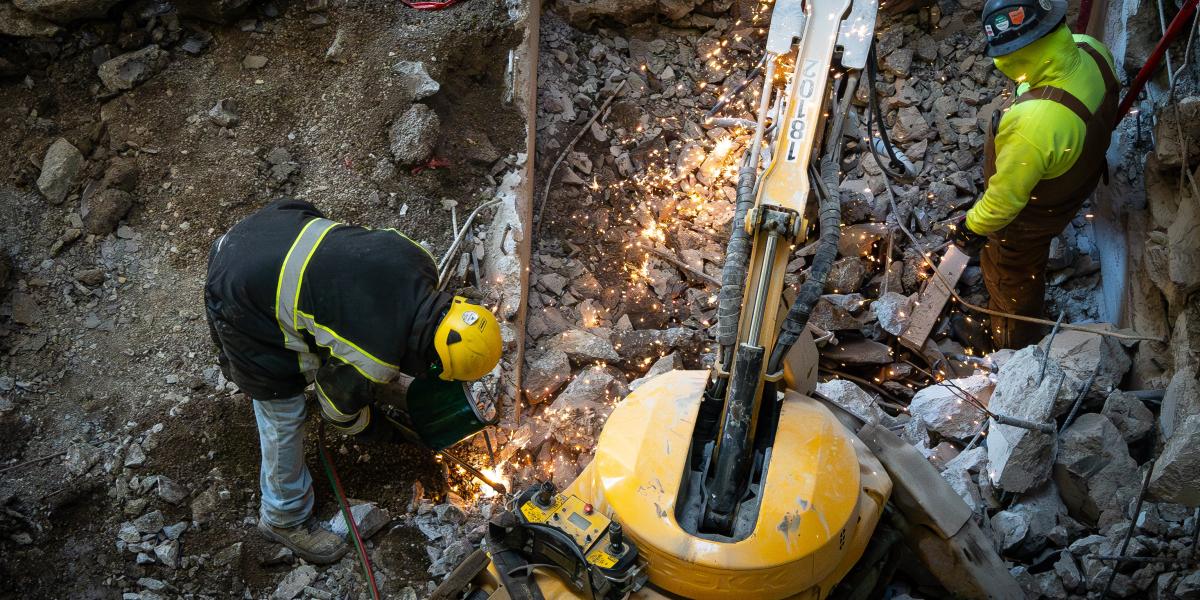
[767,158,842,373]
[866,44,914,182]
[716,158,758,351]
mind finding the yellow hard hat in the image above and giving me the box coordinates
[433,296,502,381]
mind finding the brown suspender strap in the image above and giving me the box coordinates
[1077,42,1119,95]
[1015,86,1092,122]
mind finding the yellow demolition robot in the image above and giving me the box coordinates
[449,0,898,597]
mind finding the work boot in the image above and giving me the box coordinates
[257,514,348,565]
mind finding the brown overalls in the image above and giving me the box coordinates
[981,42,1119,349]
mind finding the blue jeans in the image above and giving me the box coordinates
[252,394,314,528]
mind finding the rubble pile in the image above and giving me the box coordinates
[478,4,1199,599]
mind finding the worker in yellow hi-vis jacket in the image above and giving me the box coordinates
[952,0,1118,349]
[205,199,502,564]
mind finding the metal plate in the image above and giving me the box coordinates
[766,0,807,55]
[837,0,878,69]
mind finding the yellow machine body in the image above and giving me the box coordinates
[477,370,891,599]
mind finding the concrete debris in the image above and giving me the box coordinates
[208,99,240,128]
[549,365,627,413]
[1100,390,1154,443]
[908,374,992,439]
[1160,365,1200,440]
[12,0,120,22]
[987,346,1064,493]
[132,510,165,534]
[154,476,188,505]
[327,502,390,540]
[390,104,441,165]
[98,46,169,92]
[871,291,913,336]
[815,379,888,425]
[550,329,620,365]
[37,138,83,205]
[124,443,146,468]
[1149,414,1200,506]
[825,257,868,293]
[810,294,868,331]
[1041,328,1131,404]
[86,189,135,236]
[242,54,268,69]
[522,348,572,404]
[1054,413,1139,526]
[271,564,317,600]
[392,61,441,102]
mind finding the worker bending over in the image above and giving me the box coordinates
[952,0,1118,349]
[205,199,502,563]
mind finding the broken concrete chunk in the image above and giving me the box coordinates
[37,138,83,205]
[1054,413,1139,526]
[1149,414,1200,507]
[132,509,165,534]
[1041,328,1131,404]
[815,379,888,425]
[522,348,571,404]
[155,476,188,505]
[97,45,169,92]
[327,502,390,540]
[389,104,441,165]
[871,291,913,336]
[85,188,134,236]
[908,373,992,439]
[1101,390,1154,443]
[987,346,1063,493]
[271,564,317,600]
[1160,365,1200,440]
[825,257,868,293]
[208,98,239,128]
[242,54,268,69]
[550,365,627,412]
[549,329,620,365]
[391,61,440,102]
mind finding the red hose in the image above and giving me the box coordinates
[1115,0,1200,126]
[1076,0,1094,33]
[317,422,382,600]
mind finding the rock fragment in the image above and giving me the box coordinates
[1149,414,1200,506]
[37,138,83,204]
[522,348,571,404]
[242,54,268,69]
[815,379,888,425]
[327,502,390,540]
[391,61,440,102]
[97,46,169,92]
[1041,328,1131,403]
[550,329,620,365]
[908,374,992,438]
[390,104,441,165]
[208,99,239,128]
[1054,413,1139,526]
[987,346,1064,493]
[271,564,317,600]
[0,3,60,36]
[85,189,134,235]
[871,291,912,336]
[1100,390,1153,443]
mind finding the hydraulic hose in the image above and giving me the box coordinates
[767,158,842,373]
[717,57,779,356]
[865,44,915,182]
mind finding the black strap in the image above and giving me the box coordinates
[1016,86,1092,122]
[1077,42,1119,95]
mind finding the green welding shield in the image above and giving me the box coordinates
[405,377,497,450]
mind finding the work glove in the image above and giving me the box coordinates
[950,223,988,258]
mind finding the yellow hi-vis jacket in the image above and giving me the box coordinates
[965,26,1117,235]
